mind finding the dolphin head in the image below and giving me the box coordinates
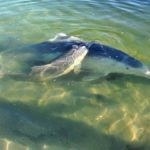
[111,53,150,78]
[115,60,150,78]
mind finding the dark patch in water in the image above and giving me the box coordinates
[0,98,148,150]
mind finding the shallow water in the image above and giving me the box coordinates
[0,0,150,150]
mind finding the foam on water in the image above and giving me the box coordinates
[49,33,83,42]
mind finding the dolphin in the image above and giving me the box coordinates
[33,33,150,80]
[30,45,88,80]
[0,33,150,81]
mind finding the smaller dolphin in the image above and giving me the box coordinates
[30,45,88,80]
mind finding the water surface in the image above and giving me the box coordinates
[0,0,150,150]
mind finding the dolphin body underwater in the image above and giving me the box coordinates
[0,33,150,81]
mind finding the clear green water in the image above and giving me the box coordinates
[0,0,150,150]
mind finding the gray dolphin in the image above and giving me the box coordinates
[30,45,88,80]
[0,33,150,81]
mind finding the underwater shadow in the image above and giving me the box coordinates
[88,73,150,87]
[0,35,24,52]
[0,98,149,150]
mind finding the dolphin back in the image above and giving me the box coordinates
[87,42,144,68]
